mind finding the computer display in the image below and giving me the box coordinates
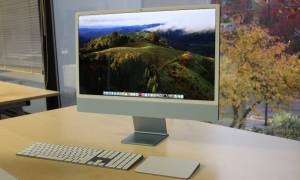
[76,5,220,146]
[78,8,216,101]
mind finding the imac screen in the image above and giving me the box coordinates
[78,8,216,101]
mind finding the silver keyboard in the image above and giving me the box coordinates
[16,142,143,170]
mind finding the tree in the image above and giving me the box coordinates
[259,0,300,52]
[179,52,193,66]
[111,32,121,47]
[144,65,159,93]
[148,32,159,44]
[220,25,300,128]
[212,0,255,24]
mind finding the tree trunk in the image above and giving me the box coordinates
[238,118,246,129]
[264,102,268,126]
[230,106,240,128]
[231,102,260,129]
[238,106,254,129]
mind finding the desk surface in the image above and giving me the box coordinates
[0,81,58,106]
[0,106,299,180]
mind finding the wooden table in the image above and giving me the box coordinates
[0,81,58,106]
[0,81,58,117]
[0,106,299,180]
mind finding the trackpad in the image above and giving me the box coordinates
[0,169,17,180]
[135,156,200,179]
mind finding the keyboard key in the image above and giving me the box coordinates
[116,154,137,169]
[122,154,143,170]
[105,152,126,167]
[110,153,131,168]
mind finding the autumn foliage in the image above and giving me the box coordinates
[220,25,300,128]
[179,52,193,65]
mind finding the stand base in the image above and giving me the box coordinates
[121,132,168,146]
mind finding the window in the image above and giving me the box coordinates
[0,0,46,113]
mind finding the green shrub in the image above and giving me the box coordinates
[266,112,300,140]
[251,126,265,133]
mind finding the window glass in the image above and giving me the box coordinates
[0,0,46,113]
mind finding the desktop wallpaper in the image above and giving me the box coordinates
[78,9,216,101]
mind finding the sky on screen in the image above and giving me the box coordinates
[79,9,215,33]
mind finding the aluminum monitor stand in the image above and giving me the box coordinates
[121,116,168,146]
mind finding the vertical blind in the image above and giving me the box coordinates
[0,0,43,73]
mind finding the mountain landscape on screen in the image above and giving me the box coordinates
[78,9,216,100]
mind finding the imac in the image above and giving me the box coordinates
[76,5,220,146]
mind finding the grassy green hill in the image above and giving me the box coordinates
[79,31,215,100]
